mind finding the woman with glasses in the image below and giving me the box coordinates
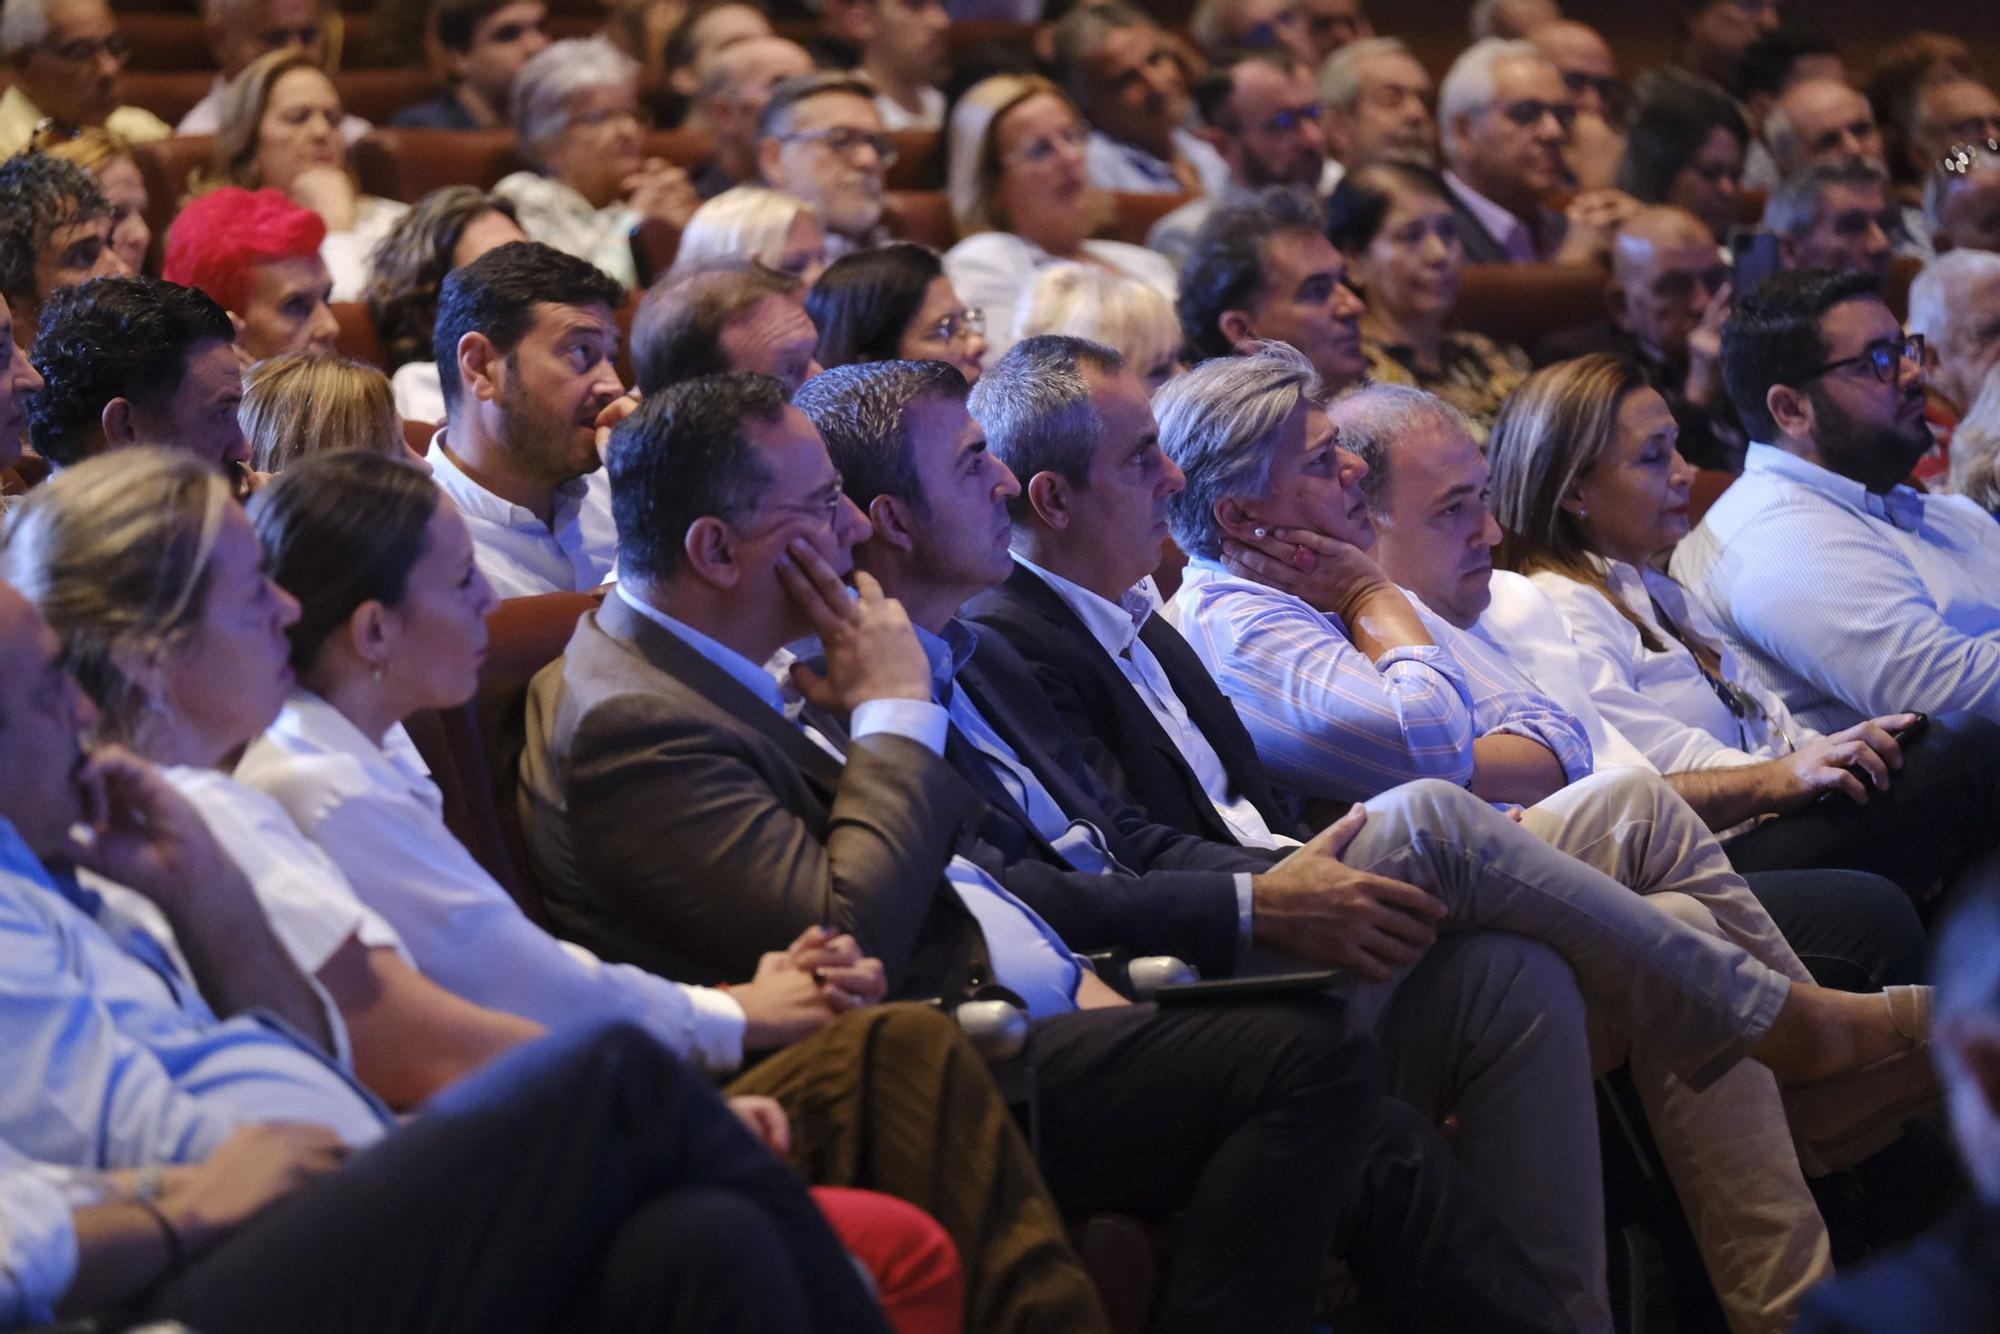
[1617,69,1748,245]
[1487,352,2000,921]
[1327,160,1529,441]
[806,243,987,385]
[942,74,1176,369]
[204,48,406,301]
[493,36,700,290]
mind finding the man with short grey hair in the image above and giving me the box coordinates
[1318,36,1438,173]
[1909,248,2000,437]
[1764,161,1897,282]
[0,0,167,155]
[1766,77,1884,180]
[1054,2,1230,197]
[758,72,892,257]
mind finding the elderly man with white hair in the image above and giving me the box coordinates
[175,0,369,138]
[492,36,700,288]
[0,0,167,155]
[1437,37,1633,265]
[1318,35,1438,179]
[1908,247,2000,472]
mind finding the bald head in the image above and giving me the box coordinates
[1772,78,1883,175]
[1529,20,1614,118]
[1609,205,1729,365]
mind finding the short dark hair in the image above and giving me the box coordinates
[432,240,625,415]
[364,185,520,372]
[1617,69,1749,206]
[249,451,441,675]
[605,372,789,583]
[793,359,968,516]
[0,154,109,308]
[804,244,941,370]
[758,71,877,140]
[1191,47,1296,129]
[434,0,525,53]
[1325,160,1452,253]
[1721,267,1885,439]
[1737,32,1840,103]
[28,277,235,468]
[1178,185,1326,364]
[631,260,802,393]
[663,0,770,80]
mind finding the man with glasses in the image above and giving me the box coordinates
[0,0,167,156]
[1674,267,2000,730]
[1438,38,1632,265]
[179,0,369,138]
[1054,3,1229,198]
[1147,49,1330,267]
[758,73,893,260]
[1528,19,1624,191]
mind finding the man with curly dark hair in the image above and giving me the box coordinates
[0,152,126,348]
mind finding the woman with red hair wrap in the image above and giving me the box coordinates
[163,187,341,363]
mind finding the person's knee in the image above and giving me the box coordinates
[1645,889,1722,936]
[1373,778,1497,836]
[1238,998,1384,1114]
[1437,934,1587,1033]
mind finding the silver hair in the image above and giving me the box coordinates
[1762,160,1885,238]
[1908,248,2000,349]
[1326,381,1473,517]
[967,334,1126,521]
[1187,0,1245,58]
[1,0,56,55]
[1155,341,1322,560]
[510,36,639,157]
[1438,38,1548,154]
[1317,35,1414,111]
[1468,0,1557,42]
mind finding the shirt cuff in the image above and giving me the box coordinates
[0,1166,78,1326]
[1234,871,1255,950]
[851,698,950,755]
[682,985,748,1074]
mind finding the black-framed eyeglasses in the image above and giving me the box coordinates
[39,32,131,63]
[780,127,899,167]
[1255,103,1323,135]
[1498,98,1576,132]
[1793,333,1924,387]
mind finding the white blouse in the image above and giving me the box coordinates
[235,691,748,1073]
[943,231,1178,369]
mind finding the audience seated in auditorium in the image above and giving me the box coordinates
[1054,3,1229,199]
[1616,68,1748,245]
[363,185,527,425]
[1327,160,1530,439]
[1188,0,1313,65]
[672,185,826,284]
[1527,19,1623,191]
[823,0,951,132]
[494,37,699,290]
[1926,139,2000,257]
[1765,163,1897,283]
[164,188,341,363]
[1176,186,1367,394]
[180,0,367,141]
[1676,0,1779,98]
[0,0,168,156]
[206,49,408,301]
[757,73,893,261]
[390,0,549,131]
[32,124,151,278]
[1297,0,1369,64]
[681,34,815,197]
[1146,48,1331,269]
[633,259,820,392]
[1734,32,1844,194]
[428,241,625,597]
[1438,38,1632,265]
[0,153,126,345]
[1534,204,1747,470]
[941,73,1175,367]
[1908,248,2000,470]
[1673,267,2000,730]
[1012,263,1180,390]
[1466,0,1555,43]
[240,352,421,472]
[805,243,984,384]
[27,276,251,484]
[1317,37,1439,181]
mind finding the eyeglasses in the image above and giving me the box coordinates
[1560,71,1625,115]
[1793,333,1924,386]
[38,32,131,63]
[1498,98,1576,132]
[919,309,985,345]
[781,127,899,167]
[1003,123,1087,167]
[1254,103,1324,135]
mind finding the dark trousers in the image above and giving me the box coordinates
[1738,869,1930,992]
[147,1020,891,1334]
[1019,997,1573,1334]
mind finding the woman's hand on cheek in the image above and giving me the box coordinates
[1218,525,1397,616]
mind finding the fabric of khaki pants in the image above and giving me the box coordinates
[1328,769,1826,1334]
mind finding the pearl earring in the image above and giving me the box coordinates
[1253,526,1268,538]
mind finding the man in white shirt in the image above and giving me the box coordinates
[429,240,628,598]
[175,0,367,141]
[824,0,950,132]
[1053,2,1230,198]
[1674,266,2000,729]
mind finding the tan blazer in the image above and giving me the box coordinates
[519,593,992,997]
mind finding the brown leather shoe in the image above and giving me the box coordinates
[1784,985,1937,1174]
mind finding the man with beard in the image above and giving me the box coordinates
[428,241,629,598]
[1318,36,1439,181]
[1673,268,2000,729]
[1147,49,1331,267]
[1055,3,1230,198]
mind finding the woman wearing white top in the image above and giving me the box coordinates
[942,74,1177,369]
[1488,352,2000,914]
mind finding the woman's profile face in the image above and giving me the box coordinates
[159,503,301,759]
[368,496,497,714]
[1355,181,1462,327]
[773,210,827,287]
[255,66,345,192]
[97,155,151,276]
[1571,386,1696,566]
[896,274,986,384]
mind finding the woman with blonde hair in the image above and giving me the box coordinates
[1014,262,1183,393]
[240,352,426,474]
[671,185,826,284]
[207,48,406,300]
[32,123,151,276]
[942,73,1175,368]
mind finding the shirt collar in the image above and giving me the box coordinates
[615,584,788,717]
[265,687,434,802]
[1444,170,1530,249]
[1743,441,1927,533]
[1011,552,1155,657]
[426,428,590,531]
[911,619,980,701]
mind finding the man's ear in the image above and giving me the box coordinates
[99,396,141,448]
[1766,381,1813,441]
[1604,275,1633,333]
[1218,308,1259,352]
[1776,233,1801,269]
[681,515,742,588]
[456,331,502,409]
[757,136,787,189]
[867,492,919,554]
[1023,470,1073,530]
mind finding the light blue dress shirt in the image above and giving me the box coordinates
[0,818,389,1170]
[1671,441,2000,730]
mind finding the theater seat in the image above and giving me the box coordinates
[883,191,955,251]
[331,302,385,366]
[121,12,215,70]
[886,129,942,191]
[350,129,521,202]
[1885,253,1921,323]
[121,71,219,126]
[334,68,448,124]
[131,135,215,247]
[1096,191,1196,247]
[1452,262,1609,352]
[1688,468,1735,527]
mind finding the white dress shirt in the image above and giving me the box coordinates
[237,687,749,1072]
[390,361,445,427]
[321,195,408,303]
[425,430,618,598]
[943,232,1177,369]
[1670,440,2000,730]
[1012,555,1295,851]
[1083,127,1231,197]
[866,81,945,131]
